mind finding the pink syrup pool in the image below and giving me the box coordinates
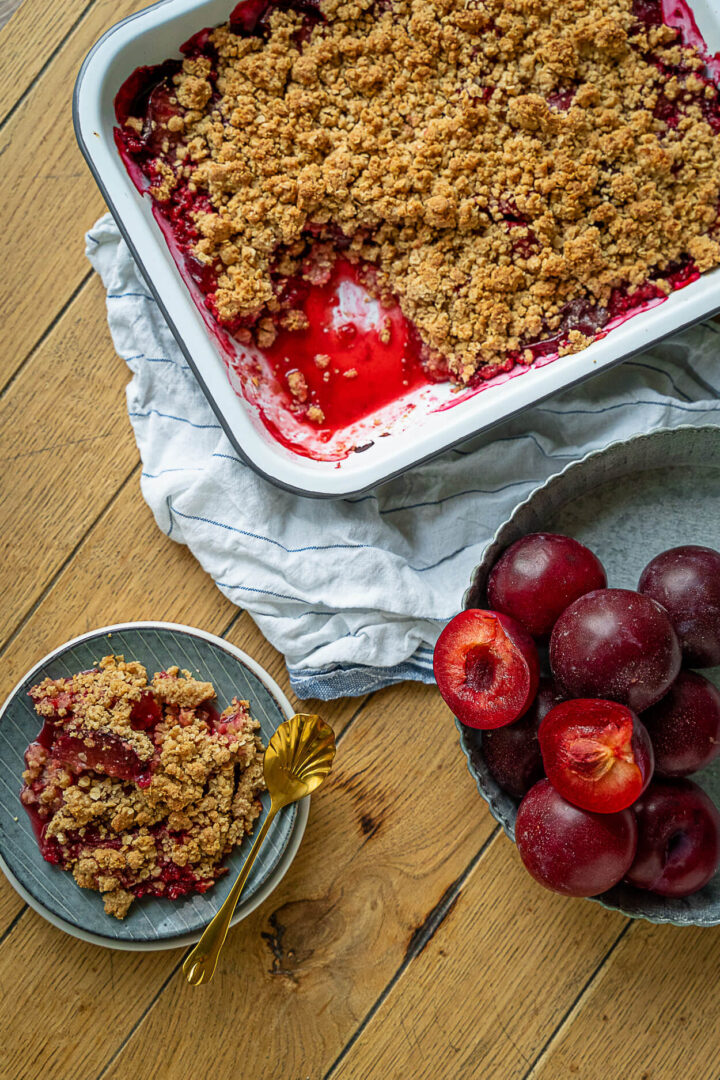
[113,0,720,460]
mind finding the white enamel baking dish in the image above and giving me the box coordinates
[74,0,720,498]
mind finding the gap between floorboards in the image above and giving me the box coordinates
[0,0,98,131]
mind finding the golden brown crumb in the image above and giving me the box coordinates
[135,0,720,381]
[287,369,309,401]
[307,404,325,423]
[21,657,265,919]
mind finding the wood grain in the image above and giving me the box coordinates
[0,275,137,649]
[2,1,720,1078]
[0,0,92,120]
[328,834,627,1080]
[0,876,23,937]
[528,921,720,1080]
[0,911,182,1080]
[0,476,366,1079]
[0,0,148,389]
[97,689,491,1080]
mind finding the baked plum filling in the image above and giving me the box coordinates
[115,0,720,436]
[20,656,265,918]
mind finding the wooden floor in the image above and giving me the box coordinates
[1,1,720,1077]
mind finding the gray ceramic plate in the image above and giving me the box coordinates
[0,623,308,950]
[459,424,720,926]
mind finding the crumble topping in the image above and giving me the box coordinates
[21,656,265,919]
[120,0,720,385]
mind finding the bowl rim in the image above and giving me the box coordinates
[0,621,309,951]
[456,423,720,926]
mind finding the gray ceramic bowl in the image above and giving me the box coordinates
[458,424,720,926]
[0,623,308,950]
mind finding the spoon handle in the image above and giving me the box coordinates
[183,803,278,985]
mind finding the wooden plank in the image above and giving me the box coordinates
[0,876,24,936]
[0,0,23,34]
[0,472,342,720]
[326,833,627,1080]
[0,474,368,1079]
[0,911,182,1080]
[0,274,137,650]
[528,920,720,1080]
[0,0,93,121]
[0,0,148,387]
[85,687,491,1080]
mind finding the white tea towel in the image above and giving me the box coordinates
[87,214,720,700]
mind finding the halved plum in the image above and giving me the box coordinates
[433,609,540,729]
[482,677,565,798]
[539,699,654,813]
[515,779,638,897]
[487,532,607,640]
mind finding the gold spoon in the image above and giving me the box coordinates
[183,712,336,985]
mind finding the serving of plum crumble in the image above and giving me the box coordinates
[115,0,720,432]
[20,656,265,919]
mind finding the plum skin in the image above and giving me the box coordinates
[550,588,681,713]
[434,609,540,729]
[642,670,720,777]
[539,699,654,814]
[638,545,720,667]
[515,779,637,897]
[487,532,607,640]
[626,778,720,897]
[482,677,564,798]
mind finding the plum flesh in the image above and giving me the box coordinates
[434,609,539,729]
[539,698,654,813]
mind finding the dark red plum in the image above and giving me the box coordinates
[539,699,654,813]
[487,532,607,640]
[642,671,720,777]
[515,779,638,896]
[550,589,681,713]
[639,545,720,668]
[434,609,539,729]
[626,778,720,897]
[483,677,564,798]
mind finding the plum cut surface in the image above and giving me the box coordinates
[539,698,654,813]
[433,609,539,730]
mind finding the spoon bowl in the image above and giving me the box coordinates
[183,713,336,984]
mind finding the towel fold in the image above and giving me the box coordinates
[87,213,720,699]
